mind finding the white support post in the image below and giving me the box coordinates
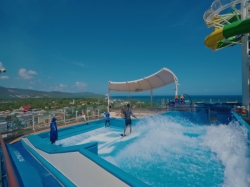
[32,115,35,131]
[48,114,51,125]
[175,84,178,96]
[150,90,153,108]
[107,81,110,112]
[64,109,66,125]
[241,0,249,112]
[108,93,110,112]
[107,87,110,112]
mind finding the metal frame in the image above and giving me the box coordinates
[204,0,250,109]
[107,68,179,111]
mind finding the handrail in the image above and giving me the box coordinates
[183,94,193,105]
[0,105,239,139]
[0,134,19,187]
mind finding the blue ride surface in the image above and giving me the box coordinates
[5,108,250,187]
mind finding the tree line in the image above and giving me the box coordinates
[0,98,105,111]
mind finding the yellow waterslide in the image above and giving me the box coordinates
[204,28,224,51]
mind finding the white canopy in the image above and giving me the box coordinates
[107,68,179,109]
[108,68,178,93]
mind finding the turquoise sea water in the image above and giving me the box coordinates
[111,95,242,104]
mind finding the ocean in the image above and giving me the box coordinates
[111,95,242,104]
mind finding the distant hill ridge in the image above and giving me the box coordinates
[0,86,103,98]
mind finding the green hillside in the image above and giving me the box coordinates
[0,86,104,98]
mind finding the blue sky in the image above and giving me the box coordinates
[0,0,243,96]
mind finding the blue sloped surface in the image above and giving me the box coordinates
[26,134,97,154]
[10,141,62,187]
[38,120,104,141]
[7,144,43,187]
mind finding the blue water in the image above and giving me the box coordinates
[111,95,242,104]
[11,141,62,187]
[57,113,250,187]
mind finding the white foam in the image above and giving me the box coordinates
[110,115,250,186]
[56,127,138,154]
[56,115,250,186]
[201,121,250,187]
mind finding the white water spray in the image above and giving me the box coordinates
[56,114,250,187]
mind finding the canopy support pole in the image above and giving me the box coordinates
[108,90,110,112]
[174,78,179,96]
[108,81,110,112]
[150,90,153,108]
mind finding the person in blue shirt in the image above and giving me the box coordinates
[50,117,58,144]
[122,104,137,136]
[7,123,12,131]
[169,100,175,107]
[105,111,110,127]
[174,95,179,104]
[179,95,186,105]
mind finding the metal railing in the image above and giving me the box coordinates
[1,104,247,141]
[1,112,103,141]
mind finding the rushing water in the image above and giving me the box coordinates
[56,114,250,187]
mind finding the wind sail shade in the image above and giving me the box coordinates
[108,68,178,93]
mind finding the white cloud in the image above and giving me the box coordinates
[0,62,5,69]
[28,70,37,75]
[0,76,9,79]
[75,82,87,90]
[18,68,37,79]
[59,84,67,88]
[28,86,33,89]
[29,81,35,84]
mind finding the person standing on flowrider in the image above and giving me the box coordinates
[122,103,137,136]
[105,111,110,127]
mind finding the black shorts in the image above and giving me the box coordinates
[125,118,132,126]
